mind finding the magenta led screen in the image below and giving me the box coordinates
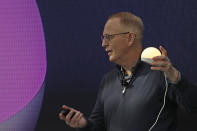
[0,0,46,124]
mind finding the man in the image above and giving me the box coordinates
[59,12,197,131]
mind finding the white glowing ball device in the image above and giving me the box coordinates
[141,47,161,64]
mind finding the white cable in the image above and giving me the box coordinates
[148,73,168,131]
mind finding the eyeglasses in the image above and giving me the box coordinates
[101,32,130,42]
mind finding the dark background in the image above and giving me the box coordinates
[35,0,197,130]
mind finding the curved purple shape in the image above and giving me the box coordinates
[0,82,45,130]
[0,0,46,123]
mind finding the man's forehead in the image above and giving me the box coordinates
[103,18,124,34]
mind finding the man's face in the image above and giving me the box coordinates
[102,18,130,64]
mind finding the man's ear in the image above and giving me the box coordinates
[128,32,135,46]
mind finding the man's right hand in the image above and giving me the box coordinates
[59,105,87,128]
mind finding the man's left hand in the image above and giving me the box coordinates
[151,46,180,83]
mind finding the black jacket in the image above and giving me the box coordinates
[79,61,197,131]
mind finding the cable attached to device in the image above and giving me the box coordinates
[148,73,168,131]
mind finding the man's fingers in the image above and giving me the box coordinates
[152,55,168,61]
[59,105,86,128]
[159,46,167,56]
[152,61,168,67]
[62,105,71,110]
[59,113,65,120]
[75,113,83,122]
[66,111,83,128]
[66,110,74,121]
[71,111,81,123]
[151,66,166,71]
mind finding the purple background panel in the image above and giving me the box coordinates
[0,0,46,123]
[0,82,45,130]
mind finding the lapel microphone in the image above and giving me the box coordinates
[120,64,139,94]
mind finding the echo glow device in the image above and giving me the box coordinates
[141,47,161,64]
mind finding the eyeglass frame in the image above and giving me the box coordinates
[101,32,131,42]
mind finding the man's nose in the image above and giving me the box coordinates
[102,40,108,48]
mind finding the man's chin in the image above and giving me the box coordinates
[109,56,121,65]
[109,56,116,63]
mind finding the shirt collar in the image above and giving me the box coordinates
[116,59,141,75]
